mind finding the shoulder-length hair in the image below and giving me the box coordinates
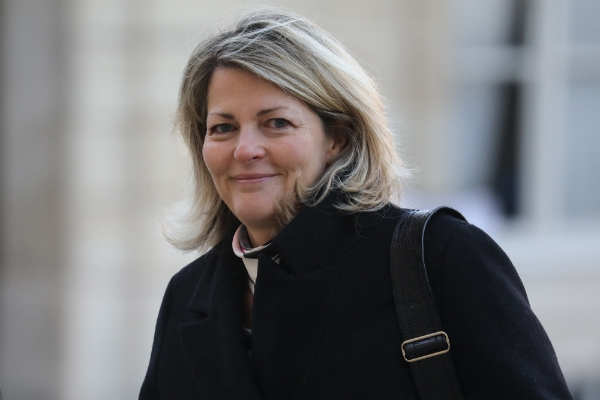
[164,8,406,252]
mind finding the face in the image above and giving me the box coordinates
[203,68,344,245]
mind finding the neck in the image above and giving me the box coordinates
[246,225,281,247]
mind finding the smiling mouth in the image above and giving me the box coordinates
[231,174,277,184]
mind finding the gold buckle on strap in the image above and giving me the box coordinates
[401,331,450,363]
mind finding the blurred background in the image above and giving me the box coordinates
[0,0,598,398]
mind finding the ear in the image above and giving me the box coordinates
[325,120,350,162]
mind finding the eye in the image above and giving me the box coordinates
[267,118,291,129]
[210,123,235,135]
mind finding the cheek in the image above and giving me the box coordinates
[282,137,328,180]
[202,142,224,177]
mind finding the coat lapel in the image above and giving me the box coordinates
[178,238,262,399]
[250,197,361,398]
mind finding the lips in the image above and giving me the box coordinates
[231,173,278,183]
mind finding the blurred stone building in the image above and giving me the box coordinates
[1,0,598,398]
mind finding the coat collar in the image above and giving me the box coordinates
[185,192,359,315]
[266,192,359,276]
[178,230,262,399]
[186,236,240,315]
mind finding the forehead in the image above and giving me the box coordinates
[206,68,304,112]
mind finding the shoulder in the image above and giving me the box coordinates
[166,243,223,296]
[424,210,507,262]
[420,211,573,398]
[353,202,407,235]
[355,204,511,271]
[422,210,528,304]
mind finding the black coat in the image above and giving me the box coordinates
[140,198,572,399]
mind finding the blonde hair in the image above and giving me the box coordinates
[165,8,406,252]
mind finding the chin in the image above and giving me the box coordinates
[234,201,278,227]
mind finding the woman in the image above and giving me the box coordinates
[140,9,572,399]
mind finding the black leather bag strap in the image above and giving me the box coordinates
[391,207,466,399]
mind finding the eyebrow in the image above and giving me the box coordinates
[257,106,289,116]
[208,112,235,119]
[208,106,295,119]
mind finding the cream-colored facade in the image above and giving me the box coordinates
[1,1,598,398]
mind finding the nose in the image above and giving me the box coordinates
[233,126,266,163]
